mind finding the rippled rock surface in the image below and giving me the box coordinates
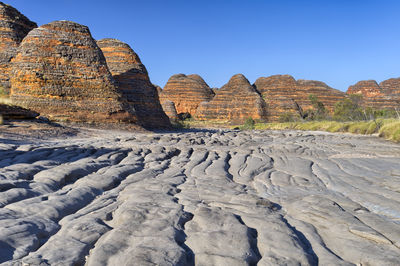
[0,129,399,265]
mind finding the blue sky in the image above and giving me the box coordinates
[7,0,400,91]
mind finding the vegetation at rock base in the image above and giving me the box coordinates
[239,117,256,130]
[0,114,3,125]
[254,119,400,142]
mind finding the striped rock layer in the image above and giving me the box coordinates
[97,38,170,128]
[160,74,215,116]
[10,20,137,123]
[254,75,346,121]
[347,79,400,109]
[196,74,268,122]
[160,100,178,121]
[0,2,37,95]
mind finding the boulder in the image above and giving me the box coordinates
[97,38,170,128]
[10,21,137,123]
[0,103,39,120]
[160,74,214,116]
[196,74,267,123]
[0,2,37,95]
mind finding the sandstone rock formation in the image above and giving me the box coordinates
[97,38,170,128]
[160,100,178,121]
[0,2,37,96]
[255,75,346,121]
[160,74,215,116]
[10,21,137,123]
[347,79,400,109]
[0,103,39,119]
[196,74,267,122]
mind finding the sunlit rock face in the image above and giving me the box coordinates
[0,2,37,95]
[97,38,170,128]
[160,73,215,117]
[196,74,268,123]
[255,75,346,121]
[347,79,400,109]
[10,21,138,123]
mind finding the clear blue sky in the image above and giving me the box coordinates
[7,0,400,91]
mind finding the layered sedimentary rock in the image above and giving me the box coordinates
[10,21,137,123]
[347,79,400,109]
[160,74,215,116]
[255,75,346,121]
[97,38,170,128]
[0,2,37,95]
[161,100,178,121]
[196,74,267,122]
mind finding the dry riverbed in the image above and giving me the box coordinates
[0,126,399,265]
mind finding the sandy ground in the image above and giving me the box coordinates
[0,125,399,265]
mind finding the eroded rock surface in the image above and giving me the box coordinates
[196,74,268,122]
[0,129,399,265]
[254,75,346,121]
[160,74,215,117]
[0,2,37,95]
[97,38,170,128]
[10,21,136,123]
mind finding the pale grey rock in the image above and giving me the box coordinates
[0,129,399,265]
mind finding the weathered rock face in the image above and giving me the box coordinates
[10,21,137,123]
[160,74,215,116]
[0,2,37,95]
[255,75,346,121]
[196,74,267,122]
[160,100,178,121]
[97,38,170,128]
[347,79,400,109]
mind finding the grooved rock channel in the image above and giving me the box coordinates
[0,129,400,265]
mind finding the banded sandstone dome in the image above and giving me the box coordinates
[196,74,267,122]
[97,38,170,128]
[10,21,137,123]
[160,74,214,116]
[0,2,37,95]
[347,78,400,109]
[255,75,346,121]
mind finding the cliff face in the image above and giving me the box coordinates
[97,38,170,128]
[196,74,267,122]
[347,79,400,109]
[10,21,137,123]
[254,75,346,121]
[160,100,178,121]
[0,2,37,95]
[160,74,215,116]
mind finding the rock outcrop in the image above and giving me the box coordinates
[160,100,178,121]
[347,79,400,109]
[10,21,137,123]
[196,74,267,122]
[0,103,39,119]
[97,38,170,128]
[160,74,215,116]
[255,75,346,121]
[0,2,37,96]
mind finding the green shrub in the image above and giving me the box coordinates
[240,117,256,130]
